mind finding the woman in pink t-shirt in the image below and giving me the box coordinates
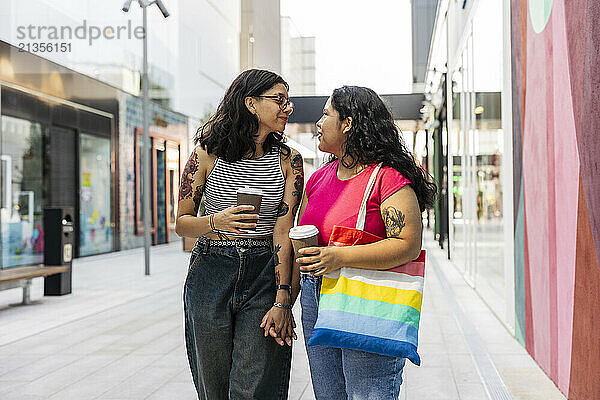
[295,86,436,399]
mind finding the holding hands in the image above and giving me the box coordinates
[260,301,297,347]
[259,246,345,345]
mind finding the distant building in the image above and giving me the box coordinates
[412,0,439,93]
[281,16,316,95]
[240,0,281,73]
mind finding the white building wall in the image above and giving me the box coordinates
[280,16,315,95]
[175,1,241,119]
[240,0,281,73]
[0,0,240,120]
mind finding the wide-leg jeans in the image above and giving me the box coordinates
[184,239,292,400]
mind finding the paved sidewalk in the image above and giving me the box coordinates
[0,234,565,399]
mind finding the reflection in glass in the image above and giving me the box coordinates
[166,142,180,242]
[1,116,46,268]
[473,94,504,312]
[156,140,167,244]
[451,65,466,273]
[447,0,506,317]
[79,133,113,256]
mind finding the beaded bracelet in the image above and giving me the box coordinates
[273,302,292,310]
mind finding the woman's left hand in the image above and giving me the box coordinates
[260,306,296,346]
[296,246,344,276]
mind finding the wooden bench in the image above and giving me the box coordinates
[0,265,69,306]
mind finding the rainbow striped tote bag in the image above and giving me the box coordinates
[306,164,426,365]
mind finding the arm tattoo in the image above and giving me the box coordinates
[179,152,199,201]
[383,206,406,238]
[273,244,282,285]
[277,201,289,217]
[290,153,304,216]
[193,184,205,215]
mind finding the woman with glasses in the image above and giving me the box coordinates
[176,69,302,400]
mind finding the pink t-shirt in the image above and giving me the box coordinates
[299,161,411,246]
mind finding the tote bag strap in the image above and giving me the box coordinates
[356,163,383,230]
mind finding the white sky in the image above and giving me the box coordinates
[281,0,413,95]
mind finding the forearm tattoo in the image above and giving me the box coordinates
[277,201,289,217]
[179,152,199,201]
[273,244,282,284]
[193,184,205,215]
[290,153,304,216]
[383,206,406,238]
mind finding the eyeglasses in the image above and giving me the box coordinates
[256,95,294,113]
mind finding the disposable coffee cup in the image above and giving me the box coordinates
[236,187,262,226]
[289,225,319,263]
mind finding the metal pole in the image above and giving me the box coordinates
[142,5,151,275]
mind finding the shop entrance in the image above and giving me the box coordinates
[134,129,180,245]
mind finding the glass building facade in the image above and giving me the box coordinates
[0,0,241,268]
[0,116,46,268]
[0,39,189,269]
[425,0,510,322]
[79,133,112,256]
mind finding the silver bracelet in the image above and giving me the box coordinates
[273,302,292,310]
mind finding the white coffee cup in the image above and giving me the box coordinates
[289,225,319,263]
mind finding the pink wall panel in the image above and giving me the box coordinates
[551,1,579,392]
[522,16,552,371]
[512,0,600,396]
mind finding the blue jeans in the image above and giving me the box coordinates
[183,239,292,400]
[300,274,406,400]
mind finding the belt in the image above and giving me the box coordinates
[196,236,272,248]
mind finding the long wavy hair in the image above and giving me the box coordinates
[329,86,437,211]
[195,69,291,161]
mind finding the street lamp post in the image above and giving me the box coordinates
[122,0,169,276]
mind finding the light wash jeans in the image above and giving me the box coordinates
[300,273,406,400]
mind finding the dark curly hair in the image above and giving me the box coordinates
[329,86,437,211]
[194,69,291,161]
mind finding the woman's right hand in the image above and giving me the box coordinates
[260,307,297,346]
[212,205,259,235]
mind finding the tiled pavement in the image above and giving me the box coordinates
[0,233,565,399]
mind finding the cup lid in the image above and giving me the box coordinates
[237,186,263,195]
[289,225,319,239]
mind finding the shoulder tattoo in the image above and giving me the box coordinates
[383,206,406,238]
[179,151,200,201]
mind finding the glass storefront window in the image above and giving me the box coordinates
[1,116,46,268]
[79,133,113,256]
[448,0,506,317]
[451,65,466,274]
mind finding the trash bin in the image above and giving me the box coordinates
[44,207,74,295]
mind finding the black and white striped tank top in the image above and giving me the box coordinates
[204,150,285,237]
